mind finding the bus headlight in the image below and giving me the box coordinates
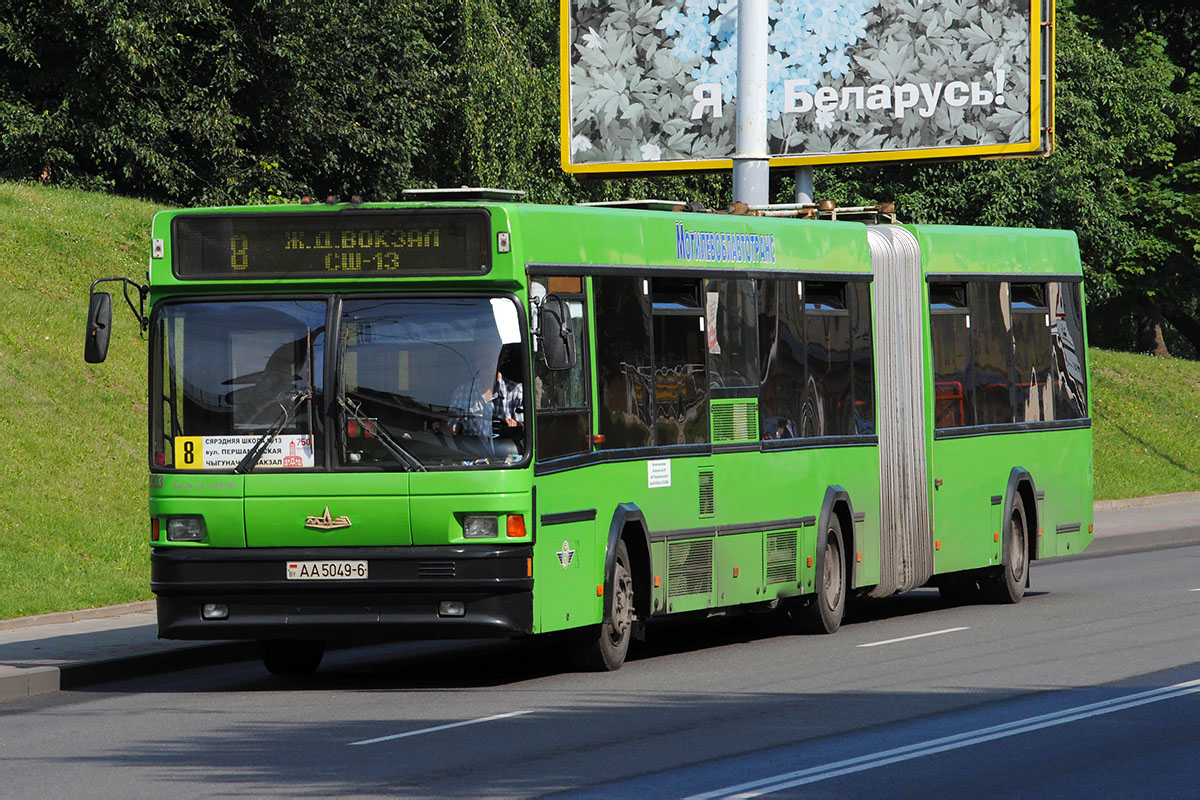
[166,516,207,542]
[462,515,498,539]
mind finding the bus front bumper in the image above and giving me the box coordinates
[151,545,533,641]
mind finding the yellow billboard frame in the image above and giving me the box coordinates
[559,0,1055,176]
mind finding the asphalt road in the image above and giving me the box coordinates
[3,541,1198,798]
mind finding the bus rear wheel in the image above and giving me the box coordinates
[571,539,633,671]
[791,516,846,634]
[983,495,1029,604]
[261,639,325,676]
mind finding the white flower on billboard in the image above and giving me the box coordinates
[581,26,604,50]
[640,141,663,161]
[814,109,834,130]
[571,134,594,156]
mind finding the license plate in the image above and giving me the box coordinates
[286,560,368,580]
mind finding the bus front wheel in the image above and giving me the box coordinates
[261,639,325,676]
[571,539,633,671]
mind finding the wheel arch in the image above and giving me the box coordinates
[817,486,857,590]
[603,503,652,626]
[1003,468,1039,564]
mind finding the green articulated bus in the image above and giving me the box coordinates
[84,188,1093,675]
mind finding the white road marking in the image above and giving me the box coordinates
[687,678,1200,799]
[857,626,970,648]
[1189,588,1200,592]
[348,710,533,746]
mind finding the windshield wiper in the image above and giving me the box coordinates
[338,395,426,472]
[233,388,312,474]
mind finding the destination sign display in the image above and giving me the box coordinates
[171,210,491,278]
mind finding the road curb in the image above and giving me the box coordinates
[0,601,156,633]
[0,665,60,702]
[1093,490,1200,512]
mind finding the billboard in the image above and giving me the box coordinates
[561,0,1053,175]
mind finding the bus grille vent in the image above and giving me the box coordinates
[698,470,715,517]
[711,402,758,443]
[668,539,713,597]
[419,561,456,578]
[765,530,798,584]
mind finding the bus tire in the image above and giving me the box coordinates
[983,494,1029,604]
[572,539,634,671]
[261,639,324,676]
[793,515,846,634]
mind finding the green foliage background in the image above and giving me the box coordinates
[3,1,1198,350]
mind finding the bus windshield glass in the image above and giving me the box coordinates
[151,296,527,471]
[338,297,526,468]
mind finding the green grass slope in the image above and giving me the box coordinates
[0,182,1196,618]
[0,182,163,617]
[1090,348,1200,500]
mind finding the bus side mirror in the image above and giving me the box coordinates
[538,295,576,371]
[84,291,113,364]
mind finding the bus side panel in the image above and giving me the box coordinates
[536,443,881,626]
[1031,427,1094,558]
[930,426,1093,574]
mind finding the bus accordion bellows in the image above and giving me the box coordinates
[84,190,1092,675]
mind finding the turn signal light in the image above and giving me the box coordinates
[506,514,526,538]
[151,518,160,542]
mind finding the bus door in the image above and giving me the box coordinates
[927,281,1014,573]
[529,276,598,632]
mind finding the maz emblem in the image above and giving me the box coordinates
[305,506,352,531]
[557,540,575,569]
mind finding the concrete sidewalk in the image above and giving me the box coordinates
[3,492,1199,702]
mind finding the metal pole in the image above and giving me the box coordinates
[732,0,769,206]
[795,166,814,205]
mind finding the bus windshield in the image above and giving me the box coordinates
[152,296,527,471]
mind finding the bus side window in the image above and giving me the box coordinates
[594,275,654,449]
[1011,282,1053,422]
[652,277,708,445]
[532,276,591,459]
[1049,281,1088,419]
[758,279,806,439]
[929,282,972,429]
[850,281,875,435]
[805,281,853,436]
[968,281,1015,426]
[703,279,759,391]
